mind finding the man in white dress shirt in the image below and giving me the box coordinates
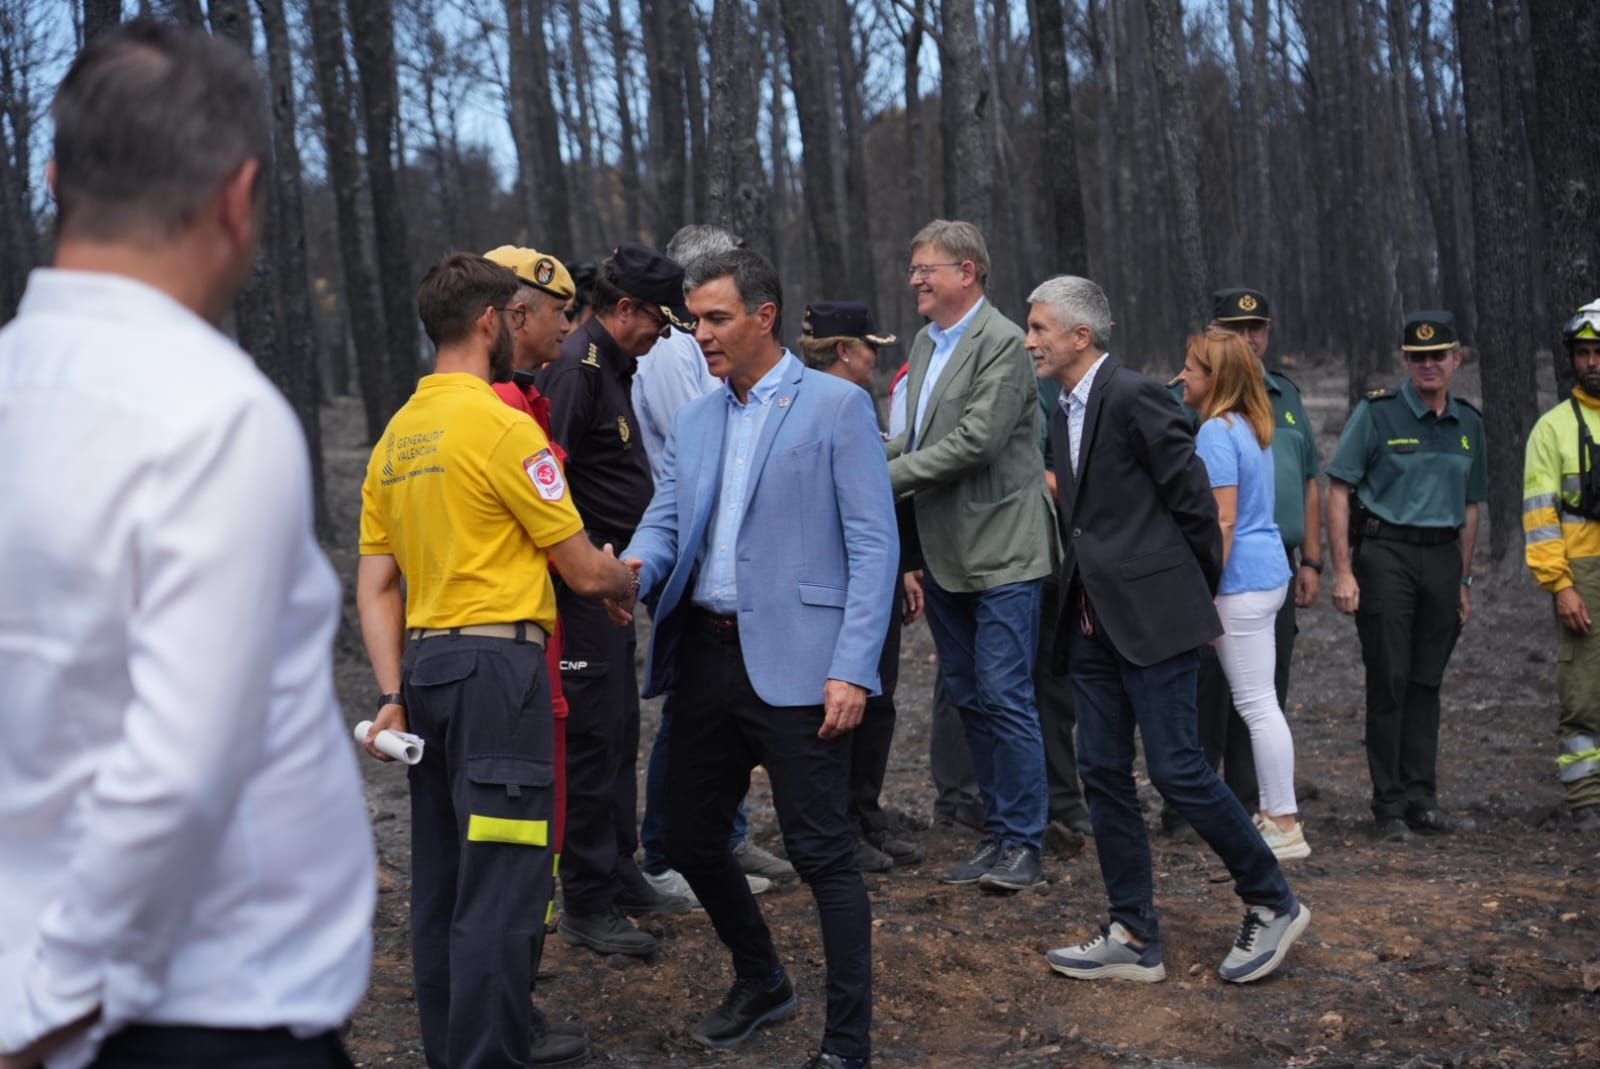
[0,21,373,1069]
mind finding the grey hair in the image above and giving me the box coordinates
[685,248,783,336]
[910,219,991,286]
[1028,275,1113,349]
[666,224,741,273]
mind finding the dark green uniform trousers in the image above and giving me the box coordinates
[1353,537,1462,820]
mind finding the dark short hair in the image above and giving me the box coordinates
[589,266,626,318]
[417,252,519,348]
[51,18,270,241]
[685,249,783,336]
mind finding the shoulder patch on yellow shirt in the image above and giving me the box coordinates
[523,448,567,501]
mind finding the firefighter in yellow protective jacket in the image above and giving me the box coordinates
[1523,299,1600,831]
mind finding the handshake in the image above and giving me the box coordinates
[599,542,643,627]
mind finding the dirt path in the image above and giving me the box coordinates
[323,353,1600,1068]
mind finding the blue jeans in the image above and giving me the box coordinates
[921,573,1047,852]
[1069,623,1293,944]
[642,689,747,874]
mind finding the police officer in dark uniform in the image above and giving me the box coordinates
[538,242,697,955]
[1327,310,1486,842]
[1166,287,1323,832]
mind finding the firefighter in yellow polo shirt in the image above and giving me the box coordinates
[1523,299,1600,833]
[356,252,637,1069]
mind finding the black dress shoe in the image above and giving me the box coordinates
[615,876,694,917]
[530,1006,590,1067]
[854,837,894,873]
[1372,817,1415,842]
[557,905,658,957]
[802,1052,868,1068]
[863,826,924,866]
[939,839,1001,884]
[1044,820,1086,859]
[977,843,1044,892]
[690,972,798,1048]
[1406,808,1474,835]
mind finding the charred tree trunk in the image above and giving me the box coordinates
[778,0,847,297]
[1457,0,1540,561]
[525,0,573,255]
[348,0,419,413]
[257,0,329,538]
[1029,0,1088,274]
[1143,0,1208,333]
[82,0,120,41]
[832,0,876,307]
[706,0,770,255]
[1528,0,1600,395]
[606,0,641,238]
[940,0,992,235]
[642,0,686,238]
[308,0,388,441]
[503,0,540,231]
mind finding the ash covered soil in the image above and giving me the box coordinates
[321,353,1600,1069]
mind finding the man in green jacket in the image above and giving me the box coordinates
[887,219,1057,892]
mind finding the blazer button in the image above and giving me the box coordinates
[1071,528,1082,538]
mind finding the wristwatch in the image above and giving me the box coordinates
[1300,557,1325,574]
[1461,575,1474,588]
[376,692,405,710]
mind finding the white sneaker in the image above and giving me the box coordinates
[643,868,702,909]
[1259,818,1311,861]
[643,867,772,902]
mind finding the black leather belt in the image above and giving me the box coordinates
[1361,517,1458,546]
[691,607,739,633]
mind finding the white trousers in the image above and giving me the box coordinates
[1214,584,1298,817]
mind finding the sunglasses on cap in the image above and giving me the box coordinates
[1405,351,1452,364]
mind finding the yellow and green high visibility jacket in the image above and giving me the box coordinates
[1524,388,1600,593]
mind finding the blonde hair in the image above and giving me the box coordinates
[1188,329,1274,448]
[797,334,854,370]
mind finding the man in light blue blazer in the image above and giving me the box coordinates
[620,250,896,1069]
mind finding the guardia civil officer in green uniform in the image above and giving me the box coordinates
[1165,287,1323,826]
[537,241,698,955]
[1327,310,1486,842]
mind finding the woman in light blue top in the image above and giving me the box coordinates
[1178,329,1307,861]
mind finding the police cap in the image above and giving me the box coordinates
[606,241,695,332]
[801,301,897,346]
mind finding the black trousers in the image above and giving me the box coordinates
[405,634,556,1069]
[1353,537,1463,819]
[1037,577,1089,825]
[665,614,872,1061]
[91,1026,351,1068]
[556,584,642,914]
[850,587,903,835]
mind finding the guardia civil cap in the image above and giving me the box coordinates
[1402,310,1458,352]
[1212,287,1271,324]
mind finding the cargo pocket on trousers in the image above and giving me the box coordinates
[466,755,555,846]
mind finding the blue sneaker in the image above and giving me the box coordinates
[1046,922,1166,981]
[1218,900,1311,983]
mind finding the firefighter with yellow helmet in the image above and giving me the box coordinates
[1523,298,1600,832]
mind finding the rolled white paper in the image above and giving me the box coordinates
[353,720,425,765]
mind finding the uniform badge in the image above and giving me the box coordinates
[617,415,632,446]
[582,343,601,368]
[1461,435,1470,450]
[534,258,556,286]
[1416,323,1436,341]
[1238,294,1259,312]
[382,432,395,478]
[523,448,567,501]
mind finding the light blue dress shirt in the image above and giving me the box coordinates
[910,297,985,449]
[632,327,721,485]
[1059,352,1110,474]
[692,351,798,613]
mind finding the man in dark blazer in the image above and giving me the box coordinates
[1027,275,1310,985]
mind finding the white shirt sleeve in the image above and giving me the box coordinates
[0,396,308,1052]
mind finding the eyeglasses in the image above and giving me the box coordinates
[905,262,964,281]
[1405,351,1451,364]
[492,306,526,328]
